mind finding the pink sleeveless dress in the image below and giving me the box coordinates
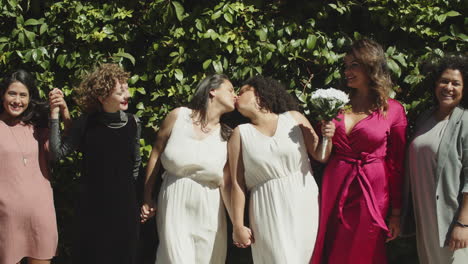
[0,121,57,264]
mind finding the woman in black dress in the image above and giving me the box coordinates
[49,63,141,264]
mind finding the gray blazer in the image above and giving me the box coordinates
[401,106,468,247]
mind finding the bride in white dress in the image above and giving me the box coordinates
[229,76,335,263]
[140,74,237,264]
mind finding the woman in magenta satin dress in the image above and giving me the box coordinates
[311,39,407,264]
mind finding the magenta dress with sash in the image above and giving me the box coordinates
[311,99,407,264]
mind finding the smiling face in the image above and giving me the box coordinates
[99,80,130,113]
[435,69,464,112]
[211,80,237,112]
[343,54,371,90]
[1,81,30,121]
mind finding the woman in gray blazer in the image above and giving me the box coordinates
[402,55,468,263]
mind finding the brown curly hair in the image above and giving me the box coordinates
[74,63,130,113]
[344,38,392,112]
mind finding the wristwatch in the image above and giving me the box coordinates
[455,220,468,228]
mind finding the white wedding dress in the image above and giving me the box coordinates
[156,107,227,264]
[239,111,319,264]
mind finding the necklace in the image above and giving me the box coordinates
[5,123,29,166]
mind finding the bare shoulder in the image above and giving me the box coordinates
[288,111,309,125]
[165,107,182,122]
[158,107,183,134]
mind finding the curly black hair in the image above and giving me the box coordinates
[0,70,49,128]
[242,75,299,114]
[423,54,468,108]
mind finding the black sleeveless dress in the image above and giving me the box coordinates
[73,113,139,264]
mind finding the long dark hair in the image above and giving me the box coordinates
[0,70,48,127]
[188,74,232,140]
[242,75,299,114]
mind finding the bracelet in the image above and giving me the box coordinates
[456,220,468,228]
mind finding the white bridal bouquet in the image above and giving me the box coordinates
[310,88,350,159]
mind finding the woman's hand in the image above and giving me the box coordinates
[140,200,156,223]
[233,225,254,248]
[321,120,336,138]
[49,88,67,119]
[386,215,400,242]
[448,225,468,251]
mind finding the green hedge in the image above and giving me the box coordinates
[1,0,466,263]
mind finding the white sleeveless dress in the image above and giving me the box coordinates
[239,112,319,264]
[156,107,227,264]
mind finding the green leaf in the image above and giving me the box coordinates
[136,102,145,110]
[195,19,204,31]
[392,54,407,67]
[114,51,135,65]
[24,19,42,26]
[223,13,233,24]
[128,75,140,85]
[203,59,212,70]
[353,31,361,40]
[16,15,24,25]
[306,35,317,50]
[213,60,223,73]
[155,74,164,85]
[0,37,9,43]
[18,32,24,46]
[211,11,222,20]
[39,24,48,35]
[439,35,452,42]
[387,59,401,77]
[24,29,35,42]
[174,69,183,81]
[226,44,233,53]
[137,87,146,95]
[256,28,267,41]
[445,11,461,17]
[172,1,185,22]
[457,33,468,42]
[31,49,39,61]
[56,54,66,67]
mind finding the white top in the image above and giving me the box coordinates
[156,107,228,264]
[240,111,312,189]
[161,107,227,187]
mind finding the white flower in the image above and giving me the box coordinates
[310,88,349,121]
[310,88,349,104]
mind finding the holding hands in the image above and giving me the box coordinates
[140,200,156,223]
[49,88,68,119]
[233,225,254,248]
[386,214,400,242]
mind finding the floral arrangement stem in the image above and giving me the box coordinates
[321,136,328,160]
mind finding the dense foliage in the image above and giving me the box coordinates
[0,0,466,263]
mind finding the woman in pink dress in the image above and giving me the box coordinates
[311,39,407,264]
[0,70,67,264]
